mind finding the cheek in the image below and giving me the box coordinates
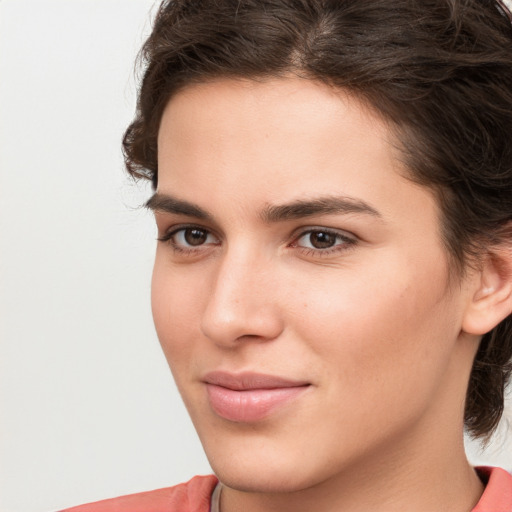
[151,260,205,366]
[292,256,458,410]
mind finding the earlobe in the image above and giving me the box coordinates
[462,249,512,336]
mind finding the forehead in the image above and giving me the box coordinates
[156,77,443,239]
[159,79,398,191]
[159,77,388,148]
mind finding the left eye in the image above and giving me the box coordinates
[295,229,352,250]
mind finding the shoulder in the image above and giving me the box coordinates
[58,474,219,512]
[473,466,512,512]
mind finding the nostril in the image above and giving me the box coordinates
[235,333,270,342]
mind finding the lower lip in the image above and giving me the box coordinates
[205,384,309,422]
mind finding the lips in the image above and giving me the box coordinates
[203,371,310,422]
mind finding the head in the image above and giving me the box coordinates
[124,0,512,475]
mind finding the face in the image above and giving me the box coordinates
[151,78,476,493]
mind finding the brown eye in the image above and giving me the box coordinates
[294,228,355,253]
[184,228,208,246]
[163,226,219,250]
[308,231,336,249]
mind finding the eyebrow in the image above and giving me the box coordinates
[145,193,381,222]
[261,196,381,222]
[145,193,213,220]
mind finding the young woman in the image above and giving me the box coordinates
[63,0,512,510]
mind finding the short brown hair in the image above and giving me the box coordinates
[123,0,512,440]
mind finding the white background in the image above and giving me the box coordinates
[0,1,510,511]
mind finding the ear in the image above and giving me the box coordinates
[462,247,512,336]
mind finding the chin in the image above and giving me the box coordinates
[212,462,321,494]
[203,436,339,495]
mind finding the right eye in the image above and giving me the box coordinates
[159,226,220,252]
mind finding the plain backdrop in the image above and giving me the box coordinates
[0,1,510,511]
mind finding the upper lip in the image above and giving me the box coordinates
[203,371,310,391]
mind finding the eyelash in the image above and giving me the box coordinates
[157,225,357,257]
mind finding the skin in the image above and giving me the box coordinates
[150,77,488,512]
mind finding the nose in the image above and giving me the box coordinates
[200,247,284,347]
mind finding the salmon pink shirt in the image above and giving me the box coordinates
[60,467,512,512]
